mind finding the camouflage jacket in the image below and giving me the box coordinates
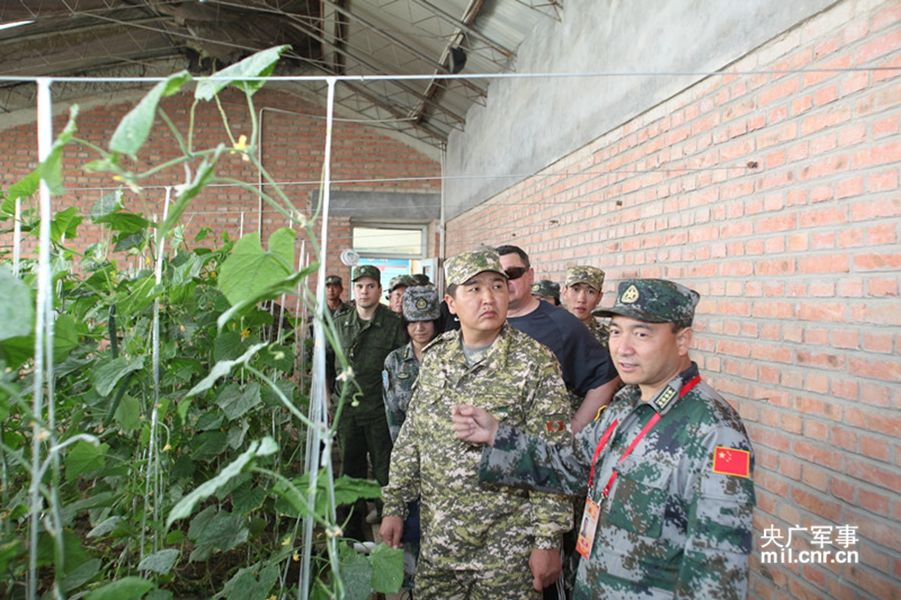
[480,363,755,599]
[330,303,406,417]
[382,324,573,570]
[584,317,610,350]
[382,342,420,442]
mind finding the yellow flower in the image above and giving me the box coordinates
[233,134,248,152]
[240,328,251,340]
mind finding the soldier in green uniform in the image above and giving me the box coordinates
[453,279,756,600]
[324,274,350,315]
[380,249,573,599]
[561,266,609,349]
[382,285,441,590]
[331,264,406,540]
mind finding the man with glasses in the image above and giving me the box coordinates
[496,246,619,433]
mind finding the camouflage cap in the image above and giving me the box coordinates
[565,265,605,291]
[444,248,506,286]
[402,285,441,321]
[595,278,700,327]
[325,274,343,286]
[387,274,416,292]
[351,264,381,283]
[410,273,431,286]
[530,279,560,298]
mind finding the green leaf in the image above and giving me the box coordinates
[186,342,266,396]
[65,440,109,480]
[369,544,404,593]
[213,331,245,362]
[109,71,191,157]
[93,210,150,234]
[138,548,180,574]
[5,169,39,203]
[90,189,124,218]
[85,576,154,600]
[274,472,380,519]
[40,105,79,195]
[50,206,82,243]
[216,261,318,331]
[93,355,144,396]
[158,144,223,240]
[166,437,277,527]
[0,334,34,369]
[218,228,294,306]
[217,382,261,420]
[191,431,228,461]
[114,395,141,432]
[217,563,279,600]
[0,267,33,341]
[231,483,266,514]
[87,516,124,538]
[340,551,373,600]
[195,46,289,100]
[53,313,82,362]
[189,509,248,562]
[62,557,101,592]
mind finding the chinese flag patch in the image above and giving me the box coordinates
[712,446,751,478]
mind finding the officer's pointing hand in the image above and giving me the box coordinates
[451,405,498,445]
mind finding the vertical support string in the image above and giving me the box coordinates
[300,77,336,600]
[27,76,56,600]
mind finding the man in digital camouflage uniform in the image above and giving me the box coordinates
[331,264,406,540]
[380,248,573,599]
[561,266,609,349]
[453,278,756,599]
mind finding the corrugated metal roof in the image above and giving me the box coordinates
[0,0,562,148]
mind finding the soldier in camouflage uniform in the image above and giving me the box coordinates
[330,265,406,540]
[382,285,441,590]
[383,286,441,441]
[561,266,609,349]
[380,249,573,599]
[453,279,756,599]
[530,279,561,305]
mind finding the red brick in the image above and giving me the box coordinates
[867,277,898,296]
[859,434,891,463]
[862,331,894,353]
[867,169,899,193]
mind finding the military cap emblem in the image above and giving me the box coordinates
[596,279,700,327]
[403,285,440,321]
[621,284,640,304]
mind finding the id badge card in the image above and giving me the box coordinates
[575,496,601,559]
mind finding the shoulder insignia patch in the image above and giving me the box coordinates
[545,418,567,433]
[621,284,640,303]
[653,386,677,411]
[712,446,751,478]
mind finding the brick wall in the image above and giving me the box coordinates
[0,87,440,289]
[447,1,899,598]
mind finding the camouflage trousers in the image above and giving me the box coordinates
[414,557,540,600]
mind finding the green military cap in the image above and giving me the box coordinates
[403,285,440,321]
[444,248,506,286]
[530,279,560,298]
[388,274,416,292]
[565,265,605,291]
[351,264,381,283]
[325,274,343,286]
[596,278,700,327]
[410,273,431,286]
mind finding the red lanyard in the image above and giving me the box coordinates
[586,375,701,497]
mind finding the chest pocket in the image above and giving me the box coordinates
[603,460,672,539]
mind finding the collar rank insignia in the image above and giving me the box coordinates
[545,418,567,433]
[653,386,677,411]
[621,284,640,303]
